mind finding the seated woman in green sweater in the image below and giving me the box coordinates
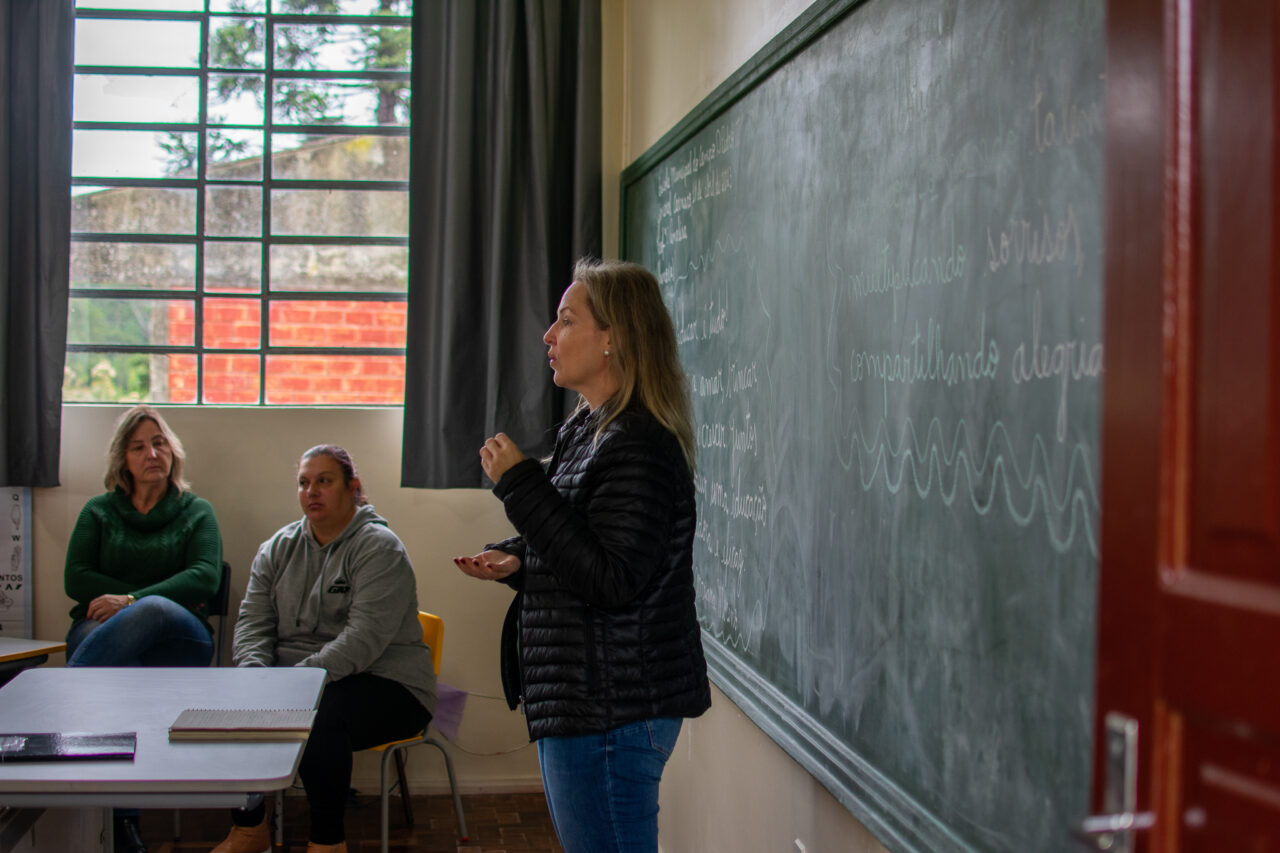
[64,405,223,668]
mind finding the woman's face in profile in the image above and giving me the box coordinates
[297,453,357,531]
[125,419,172,489]
[543,281,613,403]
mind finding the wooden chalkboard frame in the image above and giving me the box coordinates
[620,2,973,848]
[704,639,967,851]
[621,0,859,186]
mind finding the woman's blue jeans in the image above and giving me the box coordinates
[537,717,682,853]
[66,595,213,667]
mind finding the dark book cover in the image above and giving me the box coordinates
[0,732,136,763]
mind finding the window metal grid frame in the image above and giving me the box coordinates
[70,3,411,405]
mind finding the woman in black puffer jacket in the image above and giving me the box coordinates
[454,258,711,853]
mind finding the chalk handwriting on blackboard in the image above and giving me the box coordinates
[1030,78,1104,154]
[1010,290,1104,440]
[986,204,1084,277]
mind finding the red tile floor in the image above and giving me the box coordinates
[140,791,564,853]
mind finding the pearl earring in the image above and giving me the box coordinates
[604,350,610,356]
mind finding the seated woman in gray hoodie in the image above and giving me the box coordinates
[211,444,436,853]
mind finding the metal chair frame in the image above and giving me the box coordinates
[274,611,468,852]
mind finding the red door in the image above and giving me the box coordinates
[1093,0,1280,850]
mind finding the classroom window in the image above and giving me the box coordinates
[68,0,412,406]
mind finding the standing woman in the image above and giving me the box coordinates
[64,405,222,668]
[454,259,711,853]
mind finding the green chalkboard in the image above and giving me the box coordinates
[620,0,1105,850]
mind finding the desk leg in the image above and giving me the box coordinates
[0,808,43,853]
[102,808,112,853]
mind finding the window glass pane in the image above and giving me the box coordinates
[203,297,261,349]
[63,351,196,404]
[206,186,263,237]
[273,24,410,72]
[266,354,404,406]
[73,130,198,180]
[269,299,405,347]
[209,17,265,69]
[70,0,412,408]
[271,134,407,181]
[75,19,200,68]
[71,241,196,290]
[270,189,406,237]
[213,0,264,11]
[269,0,411,16]
[77,0,203,10]
[203,354,262,404]
[272,22,336,72]
[207,130,265,179]
[68,297,195,346]
[209,75,266,125]
[270,244,405,292]
[206,241,261,292]
[74,74,199,123]
[272,78,409,126]
[72,187,198,235]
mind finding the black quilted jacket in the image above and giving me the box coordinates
[490,403,711,740]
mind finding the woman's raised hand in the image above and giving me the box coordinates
[479,432,525,484]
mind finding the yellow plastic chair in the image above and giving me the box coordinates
[273,611,467,852]
[370,612,468,850]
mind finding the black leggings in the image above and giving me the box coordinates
[232,672,430,844]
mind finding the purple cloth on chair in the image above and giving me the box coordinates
[432,682,467,742]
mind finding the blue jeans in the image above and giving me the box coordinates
[66,595,213,667]
[537,718,682,853]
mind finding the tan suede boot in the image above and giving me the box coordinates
[209,820,270,853]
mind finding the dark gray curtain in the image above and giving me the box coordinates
[402,0,601,488]
[0,0,73,487]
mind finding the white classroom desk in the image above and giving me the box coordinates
[0,666,326,809]
[0,639,66,687]
[0,638,66,666]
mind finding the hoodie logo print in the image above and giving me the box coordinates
[327,577,351,595]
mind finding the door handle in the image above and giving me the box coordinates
[1073,811,1156,849]
[1075,713,1154,853]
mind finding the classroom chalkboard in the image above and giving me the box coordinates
[619,0,1104,850]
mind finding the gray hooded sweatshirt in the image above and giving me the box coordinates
[233,504,436,714]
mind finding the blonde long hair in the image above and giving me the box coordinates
[104,405,189,495]
[570,258,695,472]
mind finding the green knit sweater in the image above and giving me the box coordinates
[64,485,223,625]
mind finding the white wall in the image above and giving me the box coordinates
[605,1,890,850]
[31,405,543,793]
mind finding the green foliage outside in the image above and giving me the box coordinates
[64,353,154,403]
[160,0,412,175]
[63,301,157,402]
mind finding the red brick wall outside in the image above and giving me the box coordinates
[167,300,407,404]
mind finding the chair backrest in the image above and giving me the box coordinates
[417,611,443,676]
[204,562,233,667]
[207,561,232,617]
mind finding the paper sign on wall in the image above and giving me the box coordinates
[1,488,32,638]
